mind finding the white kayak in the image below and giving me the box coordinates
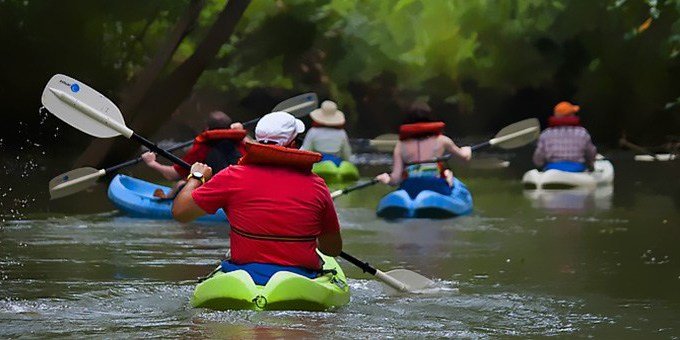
[634,154,676,162]
[522,159,614,190]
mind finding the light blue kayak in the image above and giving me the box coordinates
[107,174,227,222]
[376,178,473,219]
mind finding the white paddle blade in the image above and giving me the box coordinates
[378,268,435,294]
[49,167,106,199]
[491,118,540,149]
[469,157,511,169]
[272,92,318,117]
[369,134,399,153]
[41,74,131,138]
[385,269,435,291]
[330,190,343,199]
[634,154,676,161]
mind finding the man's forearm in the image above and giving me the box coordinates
[172,179,205,222]
[149,162,181,181]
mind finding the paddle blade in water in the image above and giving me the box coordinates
[492,118,540,149]
[41,74,128,138]
[49,167,105,199]
[469,157,511,169]
[385,269,435,290]
[369,133,399,153]
[380,269,435,293]
[272,92,318,117]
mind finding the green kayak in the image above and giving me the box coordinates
[312,160,360,183]
[191,253,350,311]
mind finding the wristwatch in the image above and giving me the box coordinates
[187,171,205,184]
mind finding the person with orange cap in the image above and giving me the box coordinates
[172,111,342,285]
[301,100,353,165]
[533,101,597,172]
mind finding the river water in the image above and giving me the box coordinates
[1,157,678,338]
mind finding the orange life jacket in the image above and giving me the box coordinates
[238,142,322,172]
[398,122,445,140]
[548,116,581,127]
[194,129,248,143]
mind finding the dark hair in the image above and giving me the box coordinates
[206,111,232,130]
[403,101,435,125]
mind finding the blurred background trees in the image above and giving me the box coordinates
[1,0,678,167]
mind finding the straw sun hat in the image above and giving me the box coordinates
[310,100,345,126]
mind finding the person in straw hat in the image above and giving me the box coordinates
[533,101,597,172]
[301,100,352,165]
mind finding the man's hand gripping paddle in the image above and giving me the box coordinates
[45,74,317,199]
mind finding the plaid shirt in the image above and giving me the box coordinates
[532,126,597,168]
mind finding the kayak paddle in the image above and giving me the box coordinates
[42,74,192,171]
[330,178,379,199]
[328,182,434,292]
[47,84,317,199]
[339,251,434,293]
[333,118,540,198]
[618,136,665,162]
[469,117,540,151]
[404,118,540,166]
[352,134,399,153]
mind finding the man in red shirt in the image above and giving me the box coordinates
[142,111,247,198]
[172,111,342,284]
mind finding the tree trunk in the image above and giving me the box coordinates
[120,0,206,119]
[75,0,250,167]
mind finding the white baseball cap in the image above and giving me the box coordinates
[255,111,306,146]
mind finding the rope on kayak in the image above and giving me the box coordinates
[231,225,317,242]
[197,265,222,283]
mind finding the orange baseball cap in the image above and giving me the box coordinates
[554,101,580,116]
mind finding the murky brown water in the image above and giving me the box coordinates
[1,156,679,337]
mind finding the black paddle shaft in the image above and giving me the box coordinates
[105,139,194,173]
[105,115,262,174]
[341,179,379,195]
[131,133,191,170]
[113,105,309,173]
[339,252,377,275]
[470,141,490,151]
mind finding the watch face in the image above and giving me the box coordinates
[192,171,203,178]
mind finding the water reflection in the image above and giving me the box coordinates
[2,158,680,337]
[523,185,614,213]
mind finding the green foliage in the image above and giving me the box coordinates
[2,0,678,146]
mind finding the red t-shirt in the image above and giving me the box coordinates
[191,164,340,270]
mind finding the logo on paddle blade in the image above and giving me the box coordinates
[57,79,80,93]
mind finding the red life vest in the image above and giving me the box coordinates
[174,129,248,177]
[548,115,581,127]
[238,142,322,172]
[194,129,247,143]
[399,122,445,140]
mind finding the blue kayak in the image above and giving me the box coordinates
[376,178,473,219]
[107,174,227,222]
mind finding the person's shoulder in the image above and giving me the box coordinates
[438,134,455,144]
[571,126,590,135]
[214,164,248,177]
[308,173,331,191]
